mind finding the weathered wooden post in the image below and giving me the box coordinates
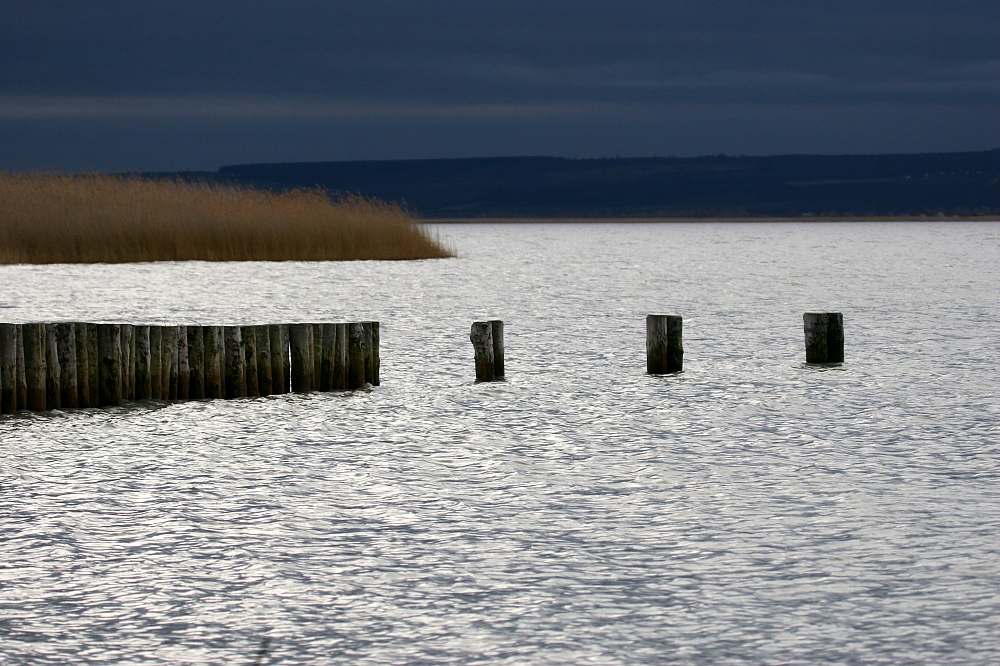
[223,326,246,399]
[311,324,323,389]
[320,323,336,391]
[134,326,152,400]
[470,321,495,381]
[488,320,503,378]
[149,326,163,400]
[646,314,683,374]
[268,324,288,394]
[241,325,260,398]
[164,326,179,400]
[0,324,19,413]
[334,323,348,389]
[371,322,380,386]
[0,324,18,413]
[85,324,99,407]
[128,325,137,401]
[347,322,367,389]
[73,323,90,408]
[289,323,314,392]
[15,325,26,411]
[117,325,131,401]
[254,325,272,396]
[45,324,61,409]
[803,312,844,364]
[97,324,122,407]
[55,323,79,408]
[203,326,224,399]
[23,323,47,411]
[362,322,375,386]
[176,326,189,400]
[186,326,204,399]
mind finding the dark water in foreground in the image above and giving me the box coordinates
[1,222,998,664]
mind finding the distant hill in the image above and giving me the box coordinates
[147,150,1000,218]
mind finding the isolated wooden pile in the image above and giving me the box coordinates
[0,322,379,413]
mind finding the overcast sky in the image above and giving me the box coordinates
[3,0,999,171]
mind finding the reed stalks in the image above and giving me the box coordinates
[0,172,452,264]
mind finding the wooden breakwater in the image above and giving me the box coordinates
[0,322,379,413]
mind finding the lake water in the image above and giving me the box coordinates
[1,222,998,664]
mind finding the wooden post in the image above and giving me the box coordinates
[646,314,683,374]
[203,326,224,399]
[804,312,844,364]
[0,324,18,413]
[320,323,336,391]
[224,326,246,399]
[242,325,260,398]
[334,323,348,389]
[176,326,189,400]
[134,326,152,400]
[97,324,122,407]
[312,324,323,389]
[488,320,503,378]
[15,325,26,411]
[149,326,163,400]
[347,323,367,389]
[117,325,130,401]
[186,326,204,399]
[73,323,90,407]
[255,325,272,396]
[165,326,179,400]
[362,323,375,386]
[55,323,79,408]
[371,322,380,386]
[128,324,136,401]
[268,324,288,394]
[470,321,495,381]
[85,324,99,407]
[23,323,47,411]
[289,323,314,393]
[45,324,61,409]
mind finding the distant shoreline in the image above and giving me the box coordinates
[429,216,1000,223]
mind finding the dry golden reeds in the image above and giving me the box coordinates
[0,172,453,264]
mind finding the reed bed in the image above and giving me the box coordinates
[0,172,452,264]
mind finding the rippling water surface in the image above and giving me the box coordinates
[1,222,998,664]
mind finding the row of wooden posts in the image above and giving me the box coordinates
[0,322,379,414]
[469,312,845,381]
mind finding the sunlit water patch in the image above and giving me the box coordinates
[1,222,998,664]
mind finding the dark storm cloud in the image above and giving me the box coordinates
[4,0,999,105]
[1,1,998,169]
